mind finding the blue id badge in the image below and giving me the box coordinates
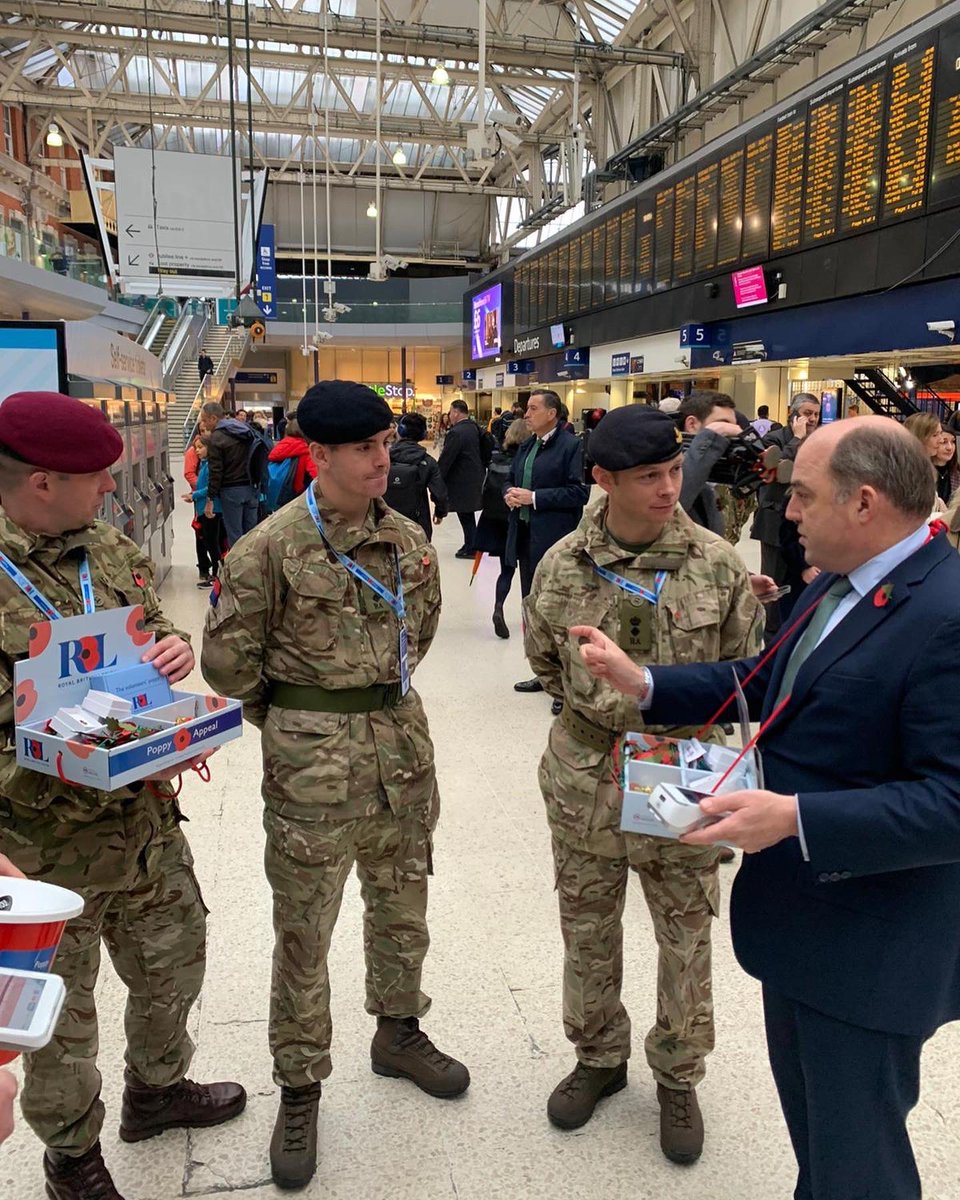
[399,625,411,697]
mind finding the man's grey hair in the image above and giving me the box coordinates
[828,424,935,518]
[201,401,225,420]
[789,391,820,415]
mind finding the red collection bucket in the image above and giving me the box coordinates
[0,877,83,1064]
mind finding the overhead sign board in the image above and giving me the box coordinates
[255,224,277,319]
[610,352,631,376]
[114,147,241,297]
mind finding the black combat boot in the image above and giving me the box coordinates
[119,1075,246,1142]
[371,1016,470,1098]
[547,1061,627,1129]
[270,1082,322,1190]
[44,1141,125,1200]
[657,1083,704,1164]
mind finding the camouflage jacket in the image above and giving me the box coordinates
[201,488,442,826]
[0,515,188,887]
[526,497,762,856]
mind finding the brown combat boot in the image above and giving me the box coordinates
[370,1016,470,1098]
[118,1075,246,1143]
[547,1061,627,1130]
[43,1141,125,1200]
[270,1082,322,1190]
[657,1083,704,1164]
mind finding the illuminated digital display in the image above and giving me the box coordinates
[693,163,719,274]
[929,24,960,210]
[743,133,774,259]
[804,89,844,242]
[637,204,654,294]
[655,187,675,289]
[619,206,637,297]
[840,61,886,232]
[772,110,806,253]
[883,41,935,219]
[470,284,502,361]
[717,149,744,266]
[673,176,696,280]
[605,216,620,302]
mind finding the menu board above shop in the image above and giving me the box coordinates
[498,8,960,335]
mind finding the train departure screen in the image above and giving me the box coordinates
[717,149,744,266]
[636,204,654,293]
[557,243,569,319]
[578,232,591,313]
[693,162,719,274]
[772,110,806,252]
[882,40,935,219]
[591,223,605,307]
[655,187,675,288]
[742,132,774,259]
[803,89,844,242]
[929,24,960,209]
[619,205,637,297]
[673,176,696,280]
[840,61,886,232]
[605,216,621,302]
[546,248,558,320]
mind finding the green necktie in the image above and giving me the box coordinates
[774,577,854,706]
[519,438,542,524]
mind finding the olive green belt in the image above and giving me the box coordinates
[270,681,402,712]
[559,704,619,754]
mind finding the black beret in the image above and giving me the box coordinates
[296,380,393,445]
[0,392,123,472]
[589,405,683,471]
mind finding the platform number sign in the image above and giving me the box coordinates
[680,324,709,348]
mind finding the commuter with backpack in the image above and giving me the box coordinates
[201,401,271,546]
[265,416,316,513]
[384,413,448,540]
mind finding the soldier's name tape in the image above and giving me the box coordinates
[0,550,96,620]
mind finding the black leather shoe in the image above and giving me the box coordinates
[454,547,474,559]
[514,678,544,693]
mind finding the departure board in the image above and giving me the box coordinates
[591,224,605,307]
[579,231,592,313]
[717,149,743,266]
[929,25,960,209]
[567,237,578,313]
[557,243,568,318]
[619,205,636,297]
[882,40,935,219]
[604,216,620,302]
[654,187,675,289]
[742,132,773,258]
[693,163,719,273]
[545,248,557,320]
[803,88,844,242]
[535,256,546,327]
[772,110,806,252]
[673,176,696,280]
[840,60,886,232]
[636,203,654,293]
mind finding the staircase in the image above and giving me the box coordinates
[151,317,177,358]
[166,324,238,454]
[844,368,917,420]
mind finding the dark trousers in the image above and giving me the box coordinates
[195,514,223,578]
[456,511,477,551]
[516,522,536,599]
[760,541,789,641]
[494,558,515,609]
[762,987,924,1200]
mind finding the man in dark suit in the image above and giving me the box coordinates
[507,389,589,704]
[571,416,960,1200]
[437,399,485,558]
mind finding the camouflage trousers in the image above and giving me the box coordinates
[716,486,758,547]
[551,833,720,1088]
[263,807,432,1088]
[19,827,206,1155]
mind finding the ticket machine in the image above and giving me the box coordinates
[119,388,151,552]
[101,392,137,543]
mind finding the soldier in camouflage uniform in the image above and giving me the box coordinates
[524,405,761,1164]
[0,392,245,1200]
[201,381,469,1191]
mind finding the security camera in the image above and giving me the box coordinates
[312,331,333,345]
[927,320,955,338]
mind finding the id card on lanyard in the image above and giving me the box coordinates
[0,550,96,620]
[305,487,410,696]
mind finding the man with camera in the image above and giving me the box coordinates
[675,392,745,537]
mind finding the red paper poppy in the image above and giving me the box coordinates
[873,582,893,608]
[204,695,227,712]
[28,622,52,657]
[173,727,193,752]
[126,605,152,647]
[15,679,38,720]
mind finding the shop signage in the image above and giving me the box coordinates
[610,352,631,376]
[373,383,415,400]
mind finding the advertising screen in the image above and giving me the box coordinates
[471,283,502,361]
[731,265,769,308]
[550,323,566,348]
[0,323,66,403]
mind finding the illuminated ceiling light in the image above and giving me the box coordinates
[46,122,63,148]
[431,62,450,86]
[392,147,407,166]
[366,201,378,218]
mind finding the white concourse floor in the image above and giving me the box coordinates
[3,469,960,1200]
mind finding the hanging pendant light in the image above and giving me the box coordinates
[431,63,450,86]
[366,200,378,218]
[46,123,63,148]
[392,147,407,166]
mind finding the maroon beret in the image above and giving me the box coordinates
[0,392,123,472]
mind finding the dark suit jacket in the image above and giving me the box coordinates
[504,427,589,571]
[437,418,484,512]
[646,534,960,1038]
[751,426,803,545]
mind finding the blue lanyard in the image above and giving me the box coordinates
[588,555,668,606]
[305,486,406,622]
[0,550,96,620]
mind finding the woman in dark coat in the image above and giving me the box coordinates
[473,419,529,638]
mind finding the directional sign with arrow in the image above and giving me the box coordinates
[125,224,141,237]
